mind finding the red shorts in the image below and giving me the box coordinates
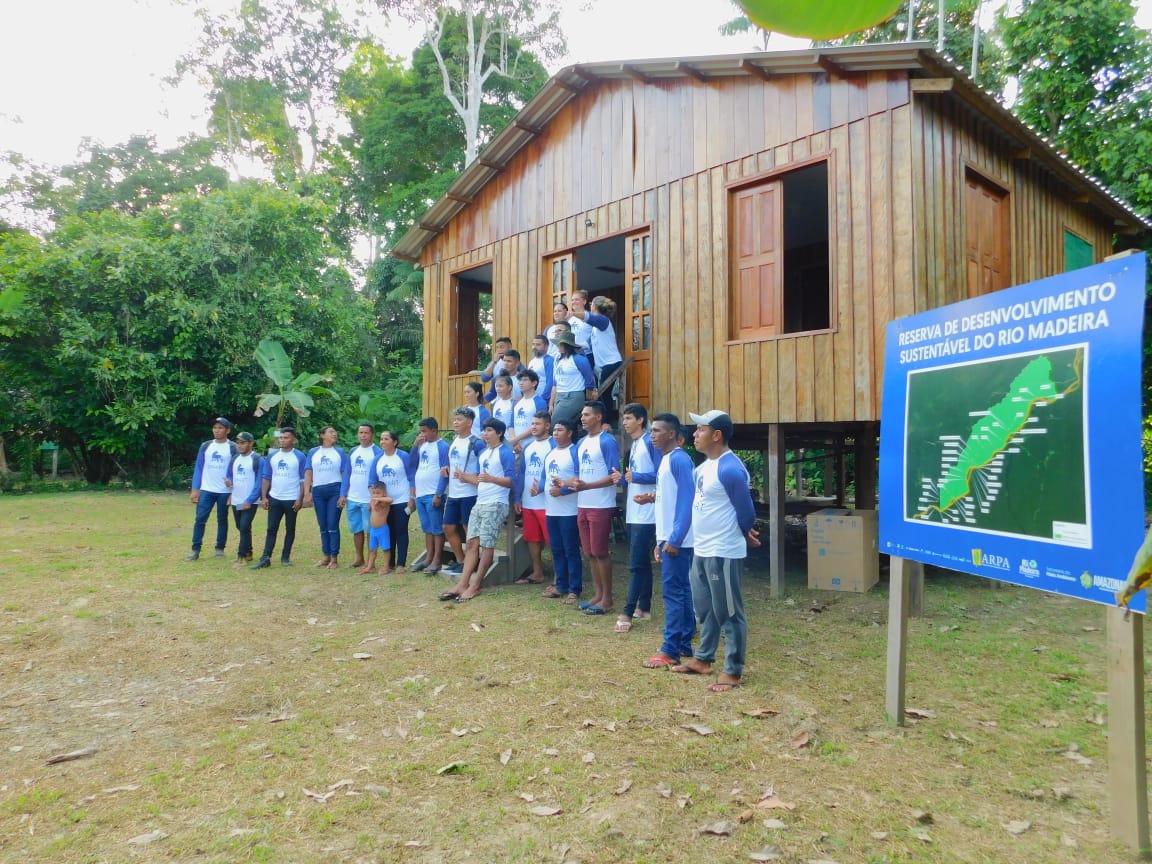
[577,507,614,558]
[521,507,548,543]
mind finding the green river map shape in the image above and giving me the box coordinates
[933,355,1062,513]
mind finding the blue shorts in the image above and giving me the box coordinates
[443,495,477,528]
[346,501,371,535]
[416,494,444,535]
[369,523,391,551]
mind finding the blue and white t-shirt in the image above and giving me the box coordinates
[520,437,554,509]
[347,444,382,504]
[552,353,595,394]
[307,446,349,494]
[490,397,515,432]
[447,436,484,499]
[544,443,579,518]
[263,448,307,501]
[512,394,547,441]
[576,432,620,510]
[625,433,659,525]
[194,441,235,494]
[692,450,757,558]
[655,448,695,549]
[411,439,450,498]
[476,444,516,506]
[372,450,412,502]
[227,453,262,509]
[527,353,554,402]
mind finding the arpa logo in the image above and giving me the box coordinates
[971,548,1009,571]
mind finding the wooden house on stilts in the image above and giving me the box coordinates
[392,42,1149,593]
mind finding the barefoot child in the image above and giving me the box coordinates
[360,482,394,575]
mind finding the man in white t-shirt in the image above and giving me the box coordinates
[673,410,760,692]
[345,424,383,569]
[188,416,238,560]
[225,431,263,564]
[515,411,553,586]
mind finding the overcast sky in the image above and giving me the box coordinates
[1,0,1149,167]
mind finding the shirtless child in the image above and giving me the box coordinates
[360,482,394,575]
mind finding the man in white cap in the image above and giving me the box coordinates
[673,409,760,692]
[188,416,238,560]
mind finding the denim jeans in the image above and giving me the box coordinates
[546,514,582,596]
[191,490,230,552]
[658,546,695,661]
[312,482,342,557]
[622,522,656,618]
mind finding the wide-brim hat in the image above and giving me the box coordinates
[550,330,579,349]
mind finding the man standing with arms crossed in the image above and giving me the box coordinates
[188,417,238,560]
[673,410,760,691]
[346,423,382,569]
[566,400,621,616]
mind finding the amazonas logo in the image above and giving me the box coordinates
[971,549,1010,571]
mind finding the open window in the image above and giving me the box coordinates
[730,160,830,340]
[449,262,493,375]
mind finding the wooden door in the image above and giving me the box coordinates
[731,181,781,338]
[547,253,575,311]
[625,231,652,403]
[964,172,1009,298]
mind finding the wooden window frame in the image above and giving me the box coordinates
[726,155,834,343]
[448,259,495,377]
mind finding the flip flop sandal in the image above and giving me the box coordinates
[541,586,563,598]
[438,592,458,602]
[614,618,632,633]
[583,604,607,615]
[563,594,579,604]
[643,654,676,669]
[577,600,592,610]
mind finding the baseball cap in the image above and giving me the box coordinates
[214,416,233,428]
[688,409,734,441]
[236,431,254,442]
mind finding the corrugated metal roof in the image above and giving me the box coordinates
[392,42,1149,262]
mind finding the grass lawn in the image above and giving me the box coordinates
[0,490,1146,863]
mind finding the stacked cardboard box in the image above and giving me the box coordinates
[807,508,879,593]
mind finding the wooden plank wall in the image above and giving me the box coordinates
[422,70,919,424]
[912,95,1116,317]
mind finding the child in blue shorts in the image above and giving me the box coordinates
[360,482,393,574]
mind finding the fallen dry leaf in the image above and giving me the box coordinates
[914,831,932,843]
[904,708,936,720]
[737,809,756,823]
[748,845,784,861]
[529,805,562,817]
[871,831,889,840]
[102,785,140,794]
[302,787,335,803]
[757,796,796,811]
[582,719,597,728]
[675,708,701,717]
[1052,785,1073,801]
[699,820,736,836]
[582,752,595,764]
[614,779,633,795]
[1004,820,1032,835]
[543,747,559,756]
[518,792,535,802]
[352,652,372,660]
[911,809,934,824]
[742,708,781,719]
[127,830,168,845]
[790,730,811,749]
[682,723,714,736]
[605,721,617,732]
[499,748,512,766]
[470,623,483,632]
[763,818,787,829]
[656,783,673,798]
[403,840,426,848]
[436,761,465,775]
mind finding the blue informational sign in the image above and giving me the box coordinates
[878,255,1147,613]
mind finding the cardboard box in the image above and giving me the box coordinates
[807,508,879,593]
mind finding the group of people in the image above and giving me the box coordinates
[187,418,416,576]
[186,293,761,691]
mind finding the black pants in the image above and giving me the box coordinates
[261,498,298,561]
[232,506,258,559]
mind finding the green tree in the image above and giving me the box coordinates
[0,182,374,483]
[998,0,1152,214]
[253,338,338,429]
[174,0,363,180]
[818,0,1005,89]
[378,0,562,165]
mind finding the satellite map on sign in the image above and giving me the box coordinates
[904,345,1088,546]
